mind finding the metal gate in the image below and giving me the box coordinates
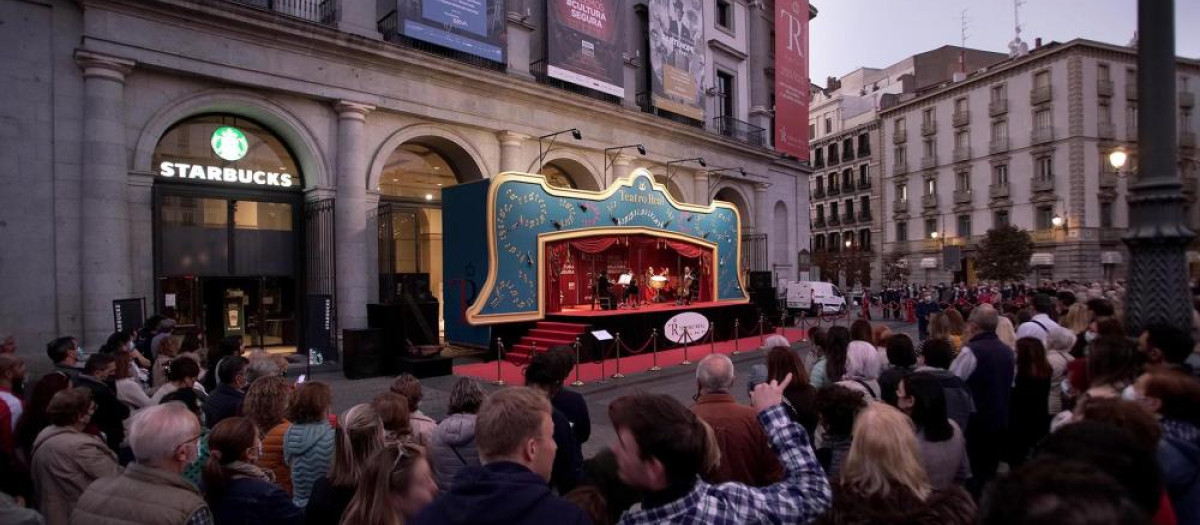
[304,199,336,356]
[741,233,768,272]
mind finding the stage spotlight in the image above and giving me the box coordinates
[698,158,707,167]
[636,144,647,155]
[570,128,582,140]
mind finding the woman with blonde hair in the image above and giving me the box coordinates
[818,403,975,524]
[243,375,294,494]
[308,403,385,525]
[339,443,439,525]
[995,316,1018,350]
[944,309,967,347]
[1060,303,1092,357]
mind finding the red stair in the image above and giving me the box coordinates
[506,321,590,364]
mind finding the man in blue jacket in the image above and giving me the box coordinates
[411,387,591,525]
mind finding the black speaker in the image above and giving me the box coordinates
[749,271,774,292]
[342,328,384,379]
[368,304,408,353]
[750,289,779,317]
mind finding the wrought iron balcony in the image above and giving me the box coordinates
[922,194,938,208]
[894,129,908,143]
[858,178,872,189]
[842,147,855,162]
[952,110,971,128]
[828,215,841,226]
[953,146,973,163]
[711,116,766,147]
[859,209,873,222]
[989,183,1010,199]
[227,0,338,24]
[921,155,938,169]
[828,185,841,196]
[379,10,506,71]
[989,98,1008,116]
[953,189,973,204]
[813,156,825,169]
[989,137,1009,154]
[1031,126,1055,145]
[1098,122,1115,139]
[1182,91,1196,108]
[893,160,908,175]
[1032,176,1055,193]
[1031,85,1052,105]
[921,121,937,136]
[813,217,826,228]
[812,188,826,199]
[893,199,909,214]
[1098,79,1114,98]
[828,151,841,166]
[843,178,856,192]
[842,212,856,224]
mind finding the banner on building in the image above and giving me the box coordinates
[774,0,810,159]
[547,0,627,97]
[649,0,705,120]
[398,0,507,62]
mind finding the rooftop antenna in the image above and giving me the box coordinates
[1008,0,1028,57]
[959,9,970,74]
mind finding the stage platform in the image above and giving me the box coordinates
[456,327,806,384]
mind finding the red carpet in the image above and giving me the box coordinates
[455,327,809,385]
[507,321,590,364]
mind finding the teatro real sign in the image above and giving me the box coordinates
[157,126,295,188]
[664,311,710,344]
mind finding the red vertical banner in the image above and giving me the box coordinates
[775,0,810,160]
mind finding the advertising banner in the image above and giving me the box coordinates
[649,0,705,120]
[547,0,627,97]
[398,0,507,62]
[774,0,810,159]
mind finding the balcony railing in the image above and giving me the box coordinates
[842,213,856,224]
[922,194,938,208]
[828,152,841,166]
[812,188,826,199]
[1098,122,1115,139]
[813,217,826,228]
[1031,126,1055,145]
[1100,172,1119,189]
[989,137,1009,154]
[1182,131,1197,150]
[952,110,971,128]
[859,143,871,156]
[1032,176,1055,193]
[711,115,766,147]
[893,199,908,214]
[1127,82,1138,100]
[953,189,973,204]
[858,178,872,189]
[953,146,972,162]
[379,11,506,72]
[1182,92,1196,109]
[893,160,908,175]
[227,0,338,24]
[813,156,825,169]
[859,210,872,222]
[1098,79,1114,97]
[842,148,855,162]
[1032,230,1060,243]
[893,129,908,143]
[989,98,1008,116]
[921,155,938,169]
[1031,85,1053,105]
[828,186,841,196]
[921,121,937,136]
[989,183,1010,199]
[829,215,841,226]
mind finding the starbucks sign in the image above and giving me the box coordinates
[211,127,249,161]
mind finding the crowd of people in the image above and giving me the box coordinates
[0,284,1198,524]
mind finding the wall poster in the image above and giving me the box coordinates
[648,0,705,120]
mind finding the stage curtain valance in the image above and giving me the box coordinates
[570,237,621,254]
[664,240,705,259]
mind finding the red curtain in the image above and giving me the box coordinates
[569,237,620,254]
[545,234,715,311]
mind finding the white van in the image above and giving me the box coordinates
[785,281,848,316]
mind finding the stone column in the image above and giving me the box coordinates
[506,13,536,80]
[337,0,382,39]
[334,101,375,332]
[497,131,530,173]
[754,183,770,235]
[612,153,636,183]
[748,0,773,146]
[693,172,710,205]
[76,51,135,348]
[623,55,641,109]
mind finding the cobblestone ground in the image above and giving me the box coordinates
[304,316,919,458]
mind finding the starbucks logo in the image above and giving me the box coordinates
[211,127,249,162]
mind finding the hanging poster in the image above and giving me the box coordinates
[398,0,507,62]
[649,0,705,120]
[774,0,811,159]
[547,0,627,97]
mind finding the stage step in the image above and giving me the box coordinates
[504,321,591,364]
[536,321,591,333]
[527,329,584,344]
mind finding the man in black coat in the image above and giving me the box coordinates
[74,353,130,452]
[202,355,248,429]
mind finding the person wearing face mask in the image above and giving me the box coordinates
[30,387,119,525]
[1132,371,1200,525]
[203,356,249,430]
[203,416,302,524]
[72,402,212,525]
[45,337,83,383]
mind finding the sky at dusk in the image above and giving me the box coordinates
[808,0,1200,83]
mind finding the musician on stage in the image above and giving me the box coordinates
[595,272,614,310]
[677,266,697,306]
[625,277,641,308]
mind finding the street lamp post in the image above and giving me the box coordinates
[1122,0,1194,335]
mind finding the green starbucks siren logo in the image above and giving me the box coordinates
[211,126,249,162]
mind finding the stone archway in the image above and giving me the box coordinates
[540,150,602,190]
[368,124,491,191]
[713,184,752,227]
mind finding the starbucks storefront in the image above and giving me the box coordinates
[151,115,306,353]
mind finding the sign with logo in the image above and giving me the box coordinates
[649,0,705,120]
[547,0,627,97]
[112,298,145,334]
[157,125,296,189]
[664,311,710,343]
[774,0,810,159]
[397,0,506,63]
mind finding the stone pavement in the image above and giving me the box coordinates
[305,317,919,458]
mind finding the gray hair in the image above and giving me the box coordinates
[1046,327,1078,353]
[245,357,282,383]
[969,304,1000,332]
[129,402,200,465]
[762,334,790,349]
[696,354,735,393]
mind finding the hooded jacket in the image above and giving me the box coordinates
[283,421,334,508]
[429,413,481,491]
[914,366,976,433]
[410,461,591,525]
[1161,419,1200,525]
[30,425,120,525]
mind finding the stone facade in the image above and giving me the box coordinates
[0,0,812,363]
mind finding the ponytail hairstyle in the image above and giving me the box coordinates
[329,404,385,487]
[203,417,258,504]
[339,443,427,525]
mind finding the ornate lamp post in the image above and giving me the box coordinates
[1122,0,1194,335]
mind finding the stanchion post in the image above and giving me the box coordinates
[732,319,741,355]
[759,314,766,346]
[571,337,585,387]
[612,332,624,379]
[649,328,661,371]
[599,343,608,383]
[492,337,506,386]
[680,329,692,366]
